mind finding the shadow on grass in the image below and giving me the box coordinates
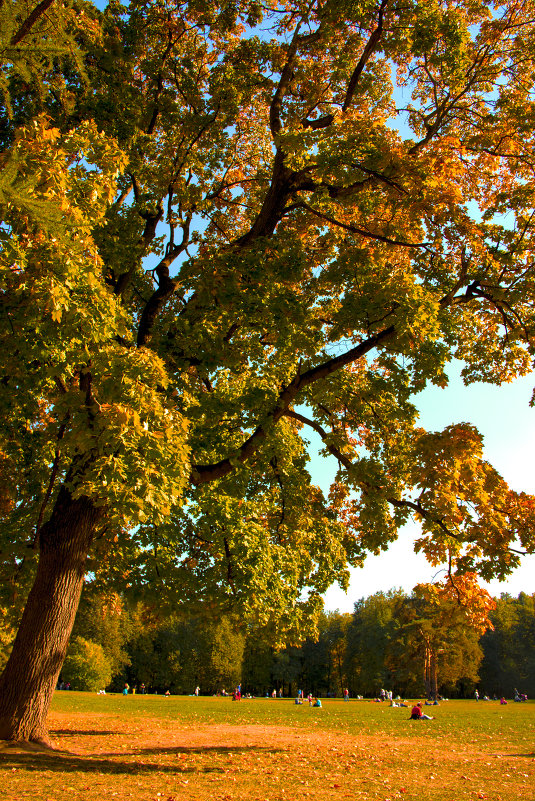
[0,752,223,775]
[123,744,286,757]
[0,744,285,776]
[50,730,119,736]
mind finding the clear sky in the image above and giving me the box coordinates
[317,365,535,612]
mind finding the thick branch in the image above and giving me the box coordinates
[137,215,192,346]
[302,113,335,130]
[114,203,164,298]
[270,28,301,137]
[33,419,68,548]
[191,324,395,484]
[235,149,293,245]
[342,0,388,113]
[10,0,55,46]
[146,29,178,135]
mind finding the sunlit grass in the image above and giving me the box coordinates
[1,694,533,801]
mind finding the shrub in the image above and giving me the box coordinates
[63,636,112,691]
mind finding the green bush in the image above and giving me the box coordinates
[63,636,112,692]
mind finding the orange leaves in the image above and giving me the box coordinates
[406,423,535,578]
[415,572,496,635]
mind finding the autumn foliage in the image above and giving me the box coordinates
[1,0,535,741]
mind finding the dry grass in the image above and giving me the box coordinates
[1,695,534,801]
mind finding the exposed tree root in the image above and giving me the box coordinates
[0,735,57,753]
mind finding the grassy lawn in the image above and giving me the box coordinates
[1,694,533,801]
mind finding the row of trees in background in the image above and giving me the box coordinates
[11,581,530,700]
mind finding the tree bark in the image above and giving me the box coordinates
[423,640,431,698]
[430,651,438,700]
[0,485,104,743]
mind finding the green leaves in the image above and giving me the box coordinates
[4,0,535,636]
[65,345,191,527]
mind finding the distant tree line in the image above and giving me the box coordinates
[4,585,531,699]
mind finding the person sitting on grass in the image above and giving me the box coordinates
[313,698,322,708]
[410,702,433,720]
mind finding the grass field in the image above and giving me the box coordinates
[1,694,533,801]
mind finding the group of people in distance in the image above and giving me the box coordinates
[115,684,527,712]
[474,688,528,704]
[294,693,322,707]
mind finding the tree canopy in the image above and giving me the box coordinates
[2,0,535,742]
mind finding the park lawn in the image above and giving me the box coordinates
[0,695,533,801]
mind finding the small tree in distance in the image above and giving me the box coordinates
[62,637,112,693]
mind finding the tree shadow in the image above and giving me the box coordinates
[50,730,119,736]
[0,752,221,775]
[0,744,285,776]
[117,744,286,757]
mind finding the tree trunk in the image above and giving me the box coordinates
[0,485,104,743]
[430,651,438,700]
[423,640,431,697]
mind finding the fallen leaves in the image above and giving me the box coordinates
[2,697,532,801]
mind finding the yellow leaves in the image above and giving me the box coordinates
[411,424,484,499]
[406,423,535,577]
[64,344,191,527]
[2,115,125,240]
[415,573,496,635]
[45,281,69,323]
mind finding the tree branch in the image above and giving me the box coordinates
[191,324,395,484]
[10,0,55,46]
[270,24,302,137]
[294,201,430,249]
[32,417,69,548]
[285,409,458,543]
[342,0,388,113]
[114,203,165,298]
[137,213,192,346]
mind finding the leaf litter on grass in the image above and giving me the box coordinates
[1,697,534,801]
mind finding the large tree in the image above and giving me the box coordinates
[2,0,535,742]
[386,574,494,697]
[344,589,403,695]
[479,592,535,696]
